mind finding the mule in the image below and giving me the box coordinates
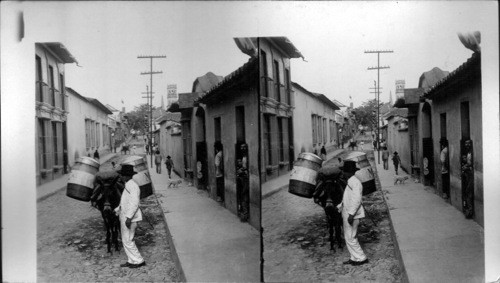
[314,168,345,251]
[91,172,124,254]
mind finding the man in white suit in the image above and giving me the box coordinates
[115,164,146,268]
[338,160,369,266]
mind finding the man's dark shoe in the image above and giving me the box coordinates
[120,262,132,268]
[352,259,369,266]
[129,261,146,268]
[343,259,355,265]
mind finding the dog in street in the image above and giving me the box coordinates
[168,179,182,188]
[394,175,409,185]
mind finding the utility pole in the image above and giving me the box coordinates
[138,55,166,167]
[365,50,393,164]
[369,81,382,141]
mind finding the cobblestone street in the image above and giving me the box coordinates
[263,151,403,282]
[37,153,180,282]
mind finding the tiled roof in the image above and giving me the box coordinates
[385,108,408,120]
[424,52,480,99]
[197,57,258,104]
[292,82,340,110]
[85,97,113,115]
[66,87,112,114]
[157,112,181,124]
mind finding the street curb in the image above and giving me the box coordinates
[37,184,67,203]
[370,150,410,283]
[147,167,187,283]
[262,184,289,199]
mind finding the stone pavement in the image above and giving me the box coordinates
[375,150,484,283]
[149,163,260,282]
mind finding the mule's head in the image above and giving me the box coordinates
[94,175,121,213]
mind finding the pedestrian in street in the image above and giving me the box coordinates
[154,150,162,174]
[320,144,327,160]
[93,149,100,161]
[114,164,146,269]
[382,147,390,170]
[392,151,401,175]
[214,141,225,204]
[338,160,368,266]
[145,144,150,155]
[165,156,173,179]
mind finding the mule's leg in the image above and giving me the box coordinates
[113,217,120,252]
[335,212,343,250]
[103,213,112,254]
[325,212,335,252]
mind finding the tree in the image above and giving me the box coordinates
[125,103,157,131]
[351,99,381,130]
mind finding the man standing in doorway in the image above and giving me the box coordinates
[440,138,450,199]
[215,141,224,205]
[338,160,368,266]
[115,164,146,269]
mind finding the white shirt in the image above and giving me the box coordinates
[215,151,223,178]
[340,175,365,219]
[440,147,449,174]
[117,179,142,222]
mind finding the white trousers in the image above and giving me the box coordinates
[120,214,144,264]
[342,212,367,262]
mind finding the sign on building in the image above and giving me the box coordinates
[167,84,177,99]
[395,80,405,99]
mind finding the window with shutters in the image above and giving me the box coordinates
[36,56,43,102]
[285,69,291,105]
[60,74,65,110]
[278,118,284,161]
[38,119,49,169]
[323,118,327,144]
[260,50,269,98]
[85,119,91,150]
[96,123,101,148]
[273,60,280,102]
[264,115,272,165]
[311,115,316,145]
[317,116,322,145]
[48,65,55,106]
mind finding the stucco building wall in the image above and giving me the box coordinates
[66,89,111,167]
[430,82,483,226]
[292,84,339,156]
[204,88,260,229]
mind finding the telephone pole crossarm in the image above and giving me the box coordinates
[138,54,166,167]
[365,49,394,165]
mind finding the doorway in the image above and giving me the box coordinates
[235,106,249,221]
[195,107,208,191]
[460,101,474,218]
[421,102,434,186]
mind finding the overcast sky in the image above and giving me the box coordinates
[23,1,497,111]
